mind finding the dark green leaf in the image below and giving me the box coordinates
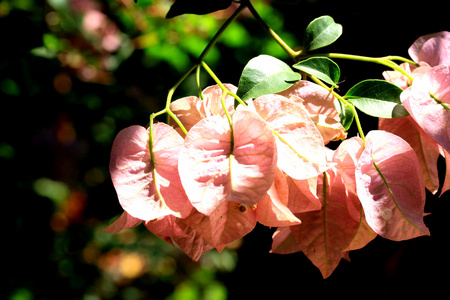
[293,57,340,87]
[166,0,232,18]
[237,55,301,100]
[344,79,409,118]
[335,99,354,131]
[303,16,342,51]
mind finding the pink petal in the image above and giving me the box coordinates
[278,80,346,143]
[401,65,450,152]
[379,116,440,194]
[255,168,301,227]
[169,96,205,134]
[286,176,321,213]
[418,37,450,67]
[178,110,277,215]
[408,31,450,67]
[144,215,188,244]
[441,150,450,197]
[355,130,430,241]
[109,124,191,221]
[271,227,301,254]
[172,220,214,261]
[271,169,361,278]
[408,31,450,64]
[101,211,142,233]
[182,202,257,249]
[253,94,329,180]
[202,83,237,117]
[382,62,416,90]
[332,136,364,195]
[169,84,237,135]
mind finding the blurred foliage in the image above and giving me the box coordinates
[2,0,450,299]
[2,0,264,299]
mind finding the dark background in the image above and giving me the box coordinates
[2,0,449,299]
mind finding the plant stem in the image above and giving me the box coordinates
[245,0,298,60]
[197,3,248,63]
[310,75,365,141]
[201,61,234,133]
[196,64,204,100]
[298,52,417,81]
[160,3,247,131]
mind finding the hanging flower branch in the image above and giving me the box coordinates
[103,0,450,278]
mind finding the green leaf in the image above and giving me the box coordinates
[303,16,342,51]
[237,55,301,100]
[166,0,232,18]
[293,57,340,87]
[344,79,409,118]
[335,99,354,131]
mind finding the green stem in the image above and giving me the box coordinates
[197,3,247,63]
[148,113,157,162]
[299,52,417,81]
[201,61,234,133]
[310,75,365,141]
[245,0,298,60]
[430,92,450,110]
[196,64,204,100]
[159,3,247,132]
[200,60,246,107]
[164,64,196,135]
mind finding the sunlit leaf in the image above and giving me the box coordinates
[237,55,301,100]
[303,15,342,51]
[335,99,354,131]
[345,79,408,118]
[355,130,430,241]
[293,57,340,87]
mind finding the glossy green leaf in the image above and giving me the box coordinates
[303,16,342,51]
[293,57,340,87]
[345,79,409,118]
[335,99,354,131]
[237,55,301,100]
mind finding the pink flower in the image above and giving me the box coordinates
[409,31,450,67]
[400,64,450,153]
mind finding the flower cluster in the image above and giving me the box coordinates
[381,31,450,195]
[103,31,450,278]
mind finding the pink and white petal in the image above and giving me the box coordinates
[110,124,191,221]
[178,110,277,215]
[255,168,301,227]
[101,211,142,234]
[379,116,440,194]
[355,130,429,241]
[401,65,450,152]
[253,94,329,180]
